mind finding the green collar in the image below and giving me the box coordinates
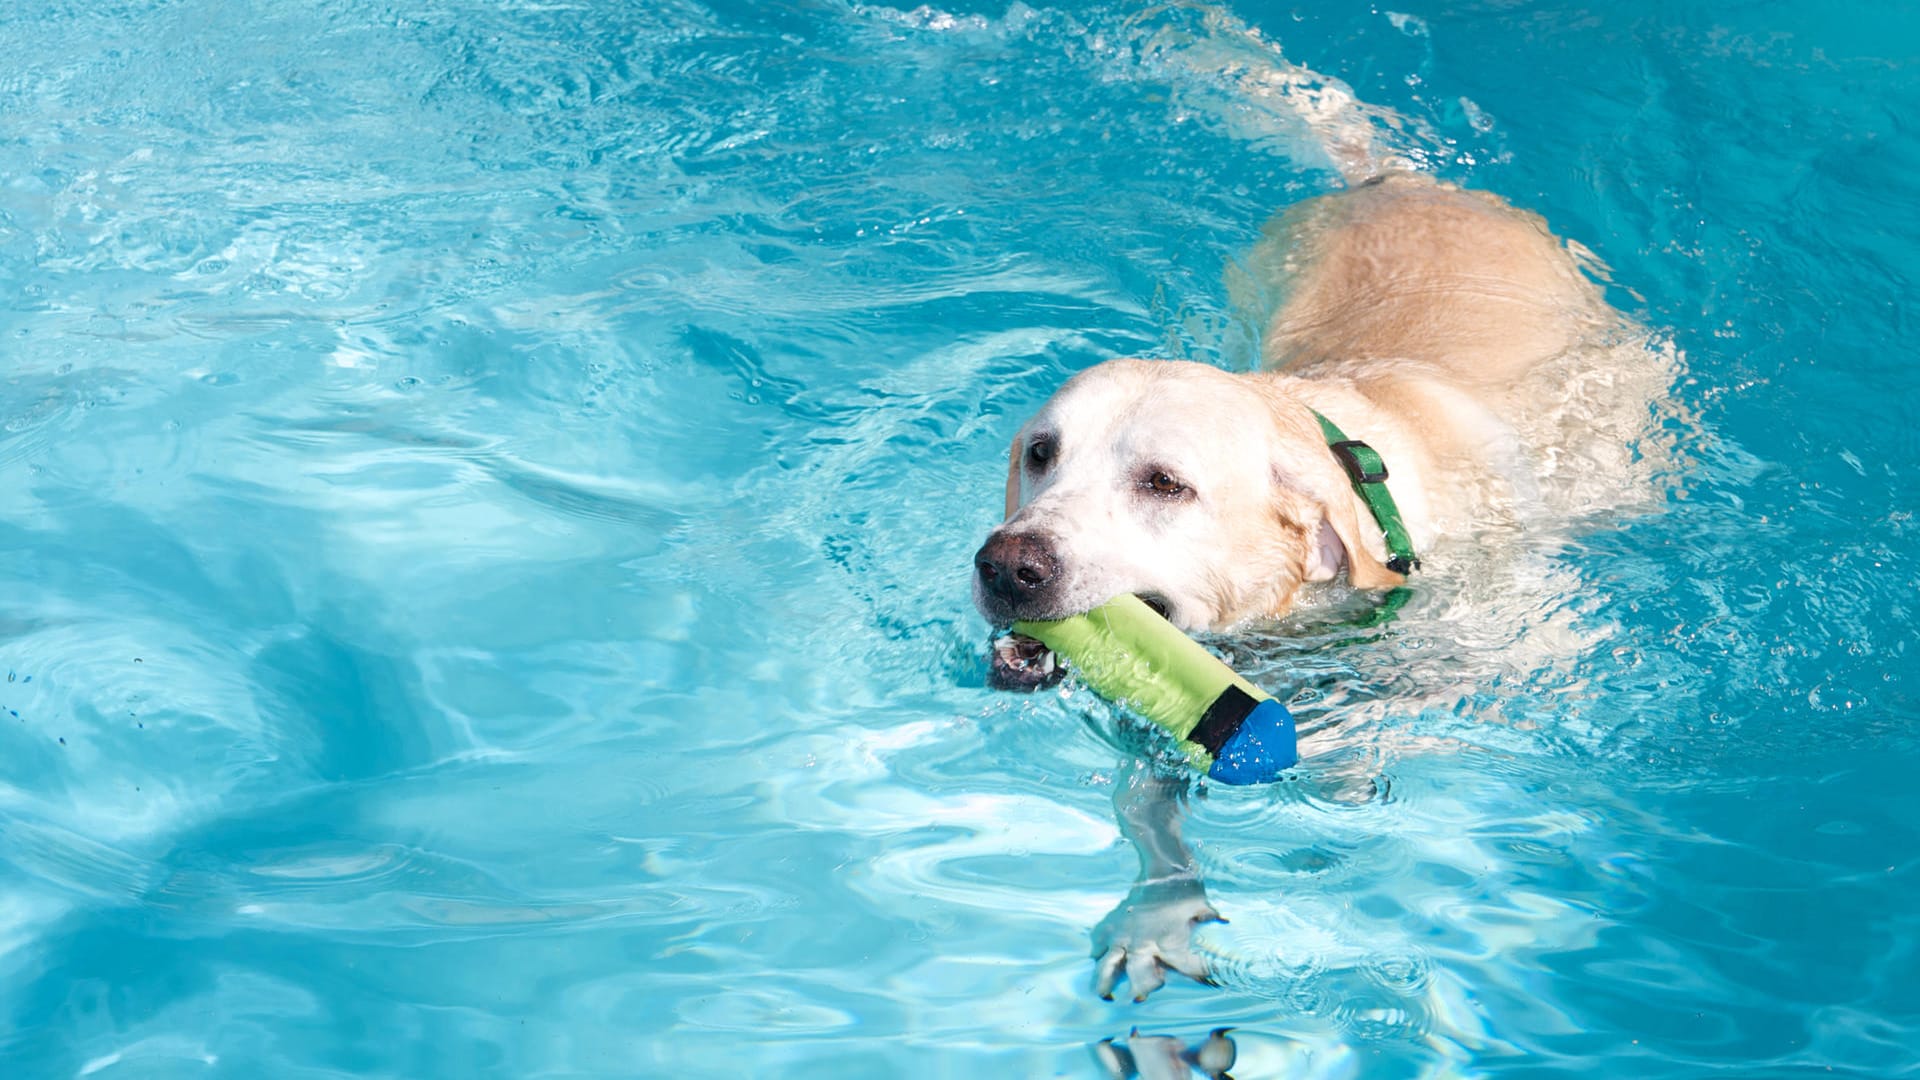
[1309,410,1421,576]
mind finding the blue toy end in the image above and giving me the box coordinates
[1205,699,1299,785]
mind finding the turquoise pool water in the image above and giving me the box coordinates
[3,1,1917,1076]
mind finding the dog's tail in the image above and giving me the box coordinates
[1123,4,1447,186]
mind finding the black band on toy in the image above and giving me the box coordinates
[1191,683,1259,756]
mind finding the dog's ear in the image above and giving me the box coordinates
[1260,383,1406,591]
[1274,468,1405,592]
[1318,483,1407,590]
[1003,434,1022,520]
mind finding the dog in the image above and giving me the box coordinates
[972,172,1670,1001]
[975,172,1631,638]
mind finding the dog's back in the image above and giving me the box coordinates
[1253,173,1609,389]
[1239,173,1676,524]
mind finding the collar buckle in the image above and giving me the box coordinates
[1309,409,1421,579]
[1328,439,1389,485]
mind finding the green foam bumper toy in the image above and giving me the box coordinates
[1013,595,1298,785]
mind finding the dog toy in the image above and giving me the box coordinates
[1013,595,1297,784]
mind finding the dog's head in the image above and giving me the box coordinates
[973,359,1404,632]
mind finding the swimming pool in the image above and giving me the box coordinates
[2,0,1916,1075]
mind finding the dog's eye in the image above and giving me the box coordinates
[1144,471,1189,497]
[1025,437,1057,470]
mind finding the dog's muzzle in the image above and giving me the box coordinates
[972,528,1062,622]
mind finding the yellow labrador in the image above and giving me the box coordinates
[975,173,1671,1004]
[974,173,1627,636]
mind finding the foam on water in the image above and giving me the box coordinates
[3,1,1918,1077]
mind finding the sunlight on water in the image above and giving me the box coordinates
[2,0,1917,1077]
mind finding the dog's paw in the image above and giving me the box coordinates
[987,632,1063,692]
[1091,877,1223,1002]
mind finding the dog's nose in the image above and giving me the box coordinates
[974,530,1060,607]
